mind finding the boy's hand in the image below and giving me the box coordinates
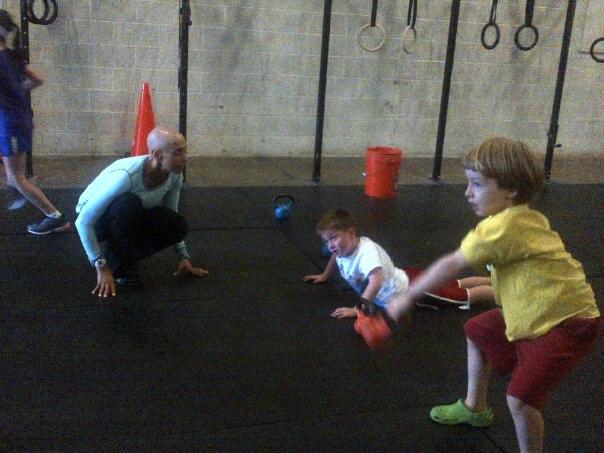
[331,306,358,318]
[303,273,328,283]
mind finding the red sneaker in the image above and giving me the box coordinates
[402,266,423,283]
[425,280,469,305]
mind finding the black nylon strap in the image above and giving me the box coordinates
[407,0,417,29]
[480,0,500,50]
[488,0,498,24]
[524,0,535,26]
[370,0,378,27]
[357,297,377,315]
[514,0,538,51]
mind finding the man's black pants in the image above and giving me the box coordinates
[94,193,188,275]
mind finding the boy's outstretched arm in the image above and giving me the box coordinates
[360,267,384,302]
[303,254,337,283]
[387,250,469,321]
[332,267,384,318]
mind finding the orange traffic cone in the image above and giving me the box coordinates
[131,82,156,156]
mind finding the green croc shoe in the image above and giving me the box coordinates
[430,399,494,428]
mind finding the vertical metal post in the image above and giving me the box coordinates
[19,1,29,62]
[178,0,191,138]
[544,0,576,179]
[178,0,191,181]
[312,0,333,183]
[20,0,34,177]
[432,0,461,181]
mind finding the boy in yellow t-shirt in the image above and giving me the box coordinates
[386,137,600,453]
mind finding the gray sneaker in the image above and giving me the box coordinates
[27,214,71,235]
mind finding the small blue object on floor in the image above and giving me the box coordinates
[274,193,294,220]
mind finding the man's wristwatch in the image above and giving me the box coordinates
[94,258,107,270]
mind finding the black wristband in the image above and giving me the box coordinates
[357,297,377,315]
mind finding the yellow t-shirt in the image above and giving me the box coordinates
[460,204,599,341]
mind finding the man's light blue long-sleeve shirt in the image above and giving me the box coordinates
[75,156,189,264]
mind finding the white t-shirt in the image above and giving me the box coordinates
[336,237,409,307]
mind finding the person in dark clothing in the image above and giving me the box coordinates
[0,9,70,234]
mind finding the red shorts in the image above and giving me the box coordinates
[464,308,601,411]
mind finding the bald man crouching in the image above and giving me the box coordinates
[75,126,208,297]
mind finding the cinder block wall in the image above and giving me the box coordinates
[1,0,602,157]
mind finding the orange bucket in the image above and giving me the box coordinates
[364,146,404,198]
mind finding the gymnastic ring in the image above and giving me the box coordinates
[514,24,538,51]
[358,23,386,52]
[589,37,604,63]
[402,25,417,54]
[27,0,58,25]
[46,0,58,24]
[480,22,500,50]
[27,0,48,22]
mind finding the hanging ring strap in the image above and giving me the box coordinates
[406,0,417,29]
[27,0,58,25]
[480,0,500,50]
[358,0,385,52]
[370,0,378,27]
[514,0,538,51]
[589,37,604,63]
[181,2,192,27]
[356,297,377,315]
[402,0,418,54]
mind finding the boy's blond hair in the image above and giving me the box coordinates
[316,209,357,234]
[463,136,544,204]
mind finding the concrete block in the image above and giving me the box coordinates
[90,0,138,22]
[90,44,136,68]
[135,46,179,69]
[55,0,91,20]
[34,89,91,112]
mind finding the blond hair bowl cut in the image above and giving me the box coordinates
[462,137,544,204]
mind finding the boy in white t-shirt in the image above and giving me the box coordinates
[304,209,491,319]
